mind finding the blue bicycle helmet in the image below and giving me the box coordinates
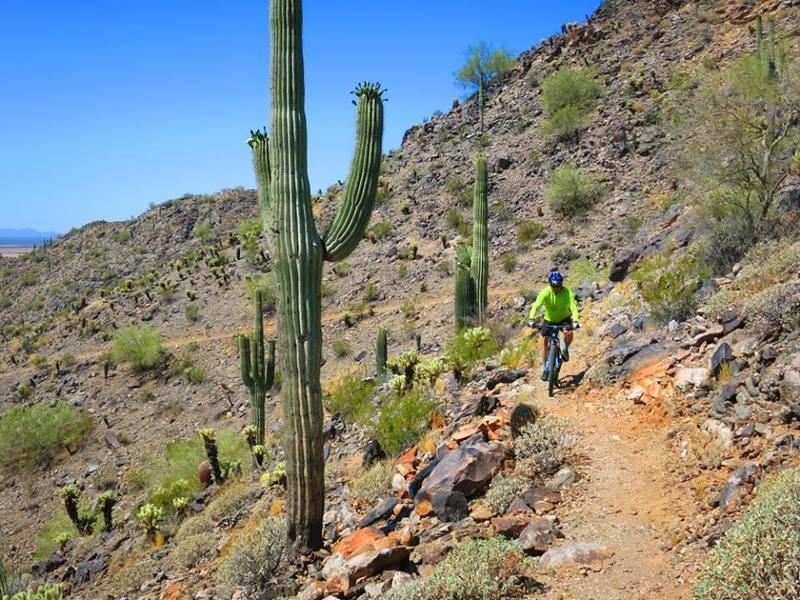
[548,271,564,285]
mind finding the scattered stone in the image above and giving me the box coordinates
[710,343,733,374]
[484,368,527,390]
[332,527,385,559]
[430,491,469,522]
[711,462,758,512]
[359,497,400,528]
[518,518,563,554]
[545,466,577,491]
[362,438,386,469]
[539,543,613,570]
[674,367,711,392]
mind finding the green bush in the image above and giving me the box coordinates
[218,517,290,597]
[514,417,579,479]
[500,251,517,273]
[331,339,352,358]
[0,402,92,473]
[0,294,10,310]
[110,326,165,371]
[742,283,800,333]
[694,468,800,600]
[244,274,277,311]
[171,532,216,569]
[370,389,439,456]
[445,326,499,380]
[568,257,610,286]
[369,220,392,240]
[324,374,376,423]
[184,303,200,322]
[631,249,711,324]
[541,67,601,139]
[114,229,132,243]
[545,164,601,216]
[350,460,395,504]
[516,219,545,245]
[129,430,249,514]
[193,222,214,241]
[384,537,536,600]
[447,208,466,231]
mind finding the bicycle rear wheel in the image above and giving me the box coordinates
[547,341,559,397]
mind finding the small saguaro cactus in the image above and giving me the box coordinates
[239,289,276,445]
[247,0,386,552]
[199,428,223,485]
[60,485,94,535]
[471,155,489,322]
[375,326,388,379]
[97,491,117,532]
[455,243,476,332]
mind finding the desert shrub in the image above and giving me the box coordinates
[34,505,93,561]
[369,220,392,240]
[384,536,536,600]
[175,514,213,541]
[484,474,528,514]
[244,274,277,311]
[350,460,395,505]
[0,402,92,473]
[331,339,352,358]
[741,283,800,332]
[514,417,579,479]
[1,537,27,596]
[193,222,213,241]
[20,270,37,287]
[218,517,291,597]
[500,251,518,273]
[445,326,499,380]
[569,257,609,286]
[499,337,537,369]
[184,303,200,322]
[551,246,581,265]
[545,164,601,216]
[171,532,216,569]
[736,241,800,291]
[541,67,601,139]
[130,430,249,514]
[332,262,351,277]
[694,468,800,600]
[206,480,259,521]
[371,389,439,456]
[447,208,466,231]
[0,294,10,310]
[110,326,164,371]
[516,219,545,245]
[114,229,132,243]
[631,249,711,323]
[324,374,376,423]
[13,383,33,400]
[237,219,262,262]
[401,300,417,319]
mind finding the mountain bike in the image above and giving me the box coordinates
[531,322,577,397]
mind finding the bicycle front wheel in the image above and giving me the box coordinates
[547,341,559,397]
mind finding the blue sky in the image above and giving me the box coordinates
[0,1,601,233]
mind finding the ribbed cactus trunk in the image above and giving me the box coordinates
[376,326,388,378]
[249,0,384,552]
[455,243,476,332]
[239,290,275,445]
[471,155,488,322]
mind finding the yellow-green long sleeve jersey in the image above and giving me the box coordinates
[528,286,580,323]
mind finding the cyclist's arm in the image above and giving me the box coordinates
[569,289,580,323]
[528,288,547,321]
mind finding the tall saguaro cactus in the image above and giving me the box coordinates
[248,0,385,552]
[239,289,276,445]
[471,155,488,322]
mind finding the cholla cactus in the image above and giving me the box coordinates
[136,503,165,542]
[97,491,117,533]
[252,444,267,468]
[388,374,406,396]
[55,532,72,550]
[5,584,65,600]
[413,357,447,389]
[242,425,258,449]
[60,485,94,535]
[172,497,190,517]
[199,428,223,485]
[463,326,493,349]
[387,350,421,389]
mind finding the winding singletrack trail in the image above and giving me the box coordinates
[535,350,695,599]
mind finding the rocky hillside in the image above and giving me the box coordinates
[1,0,800,598]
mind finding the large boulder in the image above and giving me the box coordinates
[781,353,800,404]
[414,441,506,513]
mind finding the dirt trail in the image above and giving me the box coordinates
[536,354,695,599]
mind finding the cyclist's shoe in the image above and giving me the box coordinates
[562,345,570,362]
[541,367,550,381]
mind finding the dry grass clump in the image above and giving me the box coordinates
[350,460,395,506]
[171,532,217,569]
[513,417,579,479]
[484,474,528,514]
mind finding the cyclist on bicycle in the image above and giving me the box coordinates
[527,271,580,381]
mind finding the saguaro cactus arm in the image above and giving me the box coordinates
[322,83,386,262]
[247,129,273,250]
[239,335,253,389]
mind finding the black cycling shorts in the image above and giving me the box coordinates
[543,318,572,328]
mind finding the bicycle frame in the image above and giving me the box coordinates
[540,323,572,397]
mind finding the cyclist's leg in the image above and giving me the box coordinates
[541,321,554,380]
[561,318,574,361]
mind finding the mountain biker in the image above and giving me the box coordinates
[527,271,580,381]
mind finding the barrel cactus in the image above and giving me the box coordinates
[247,0,386,551]
[239,290,276,445]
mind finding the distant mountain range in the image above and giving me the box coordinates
[0,228,59,247]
